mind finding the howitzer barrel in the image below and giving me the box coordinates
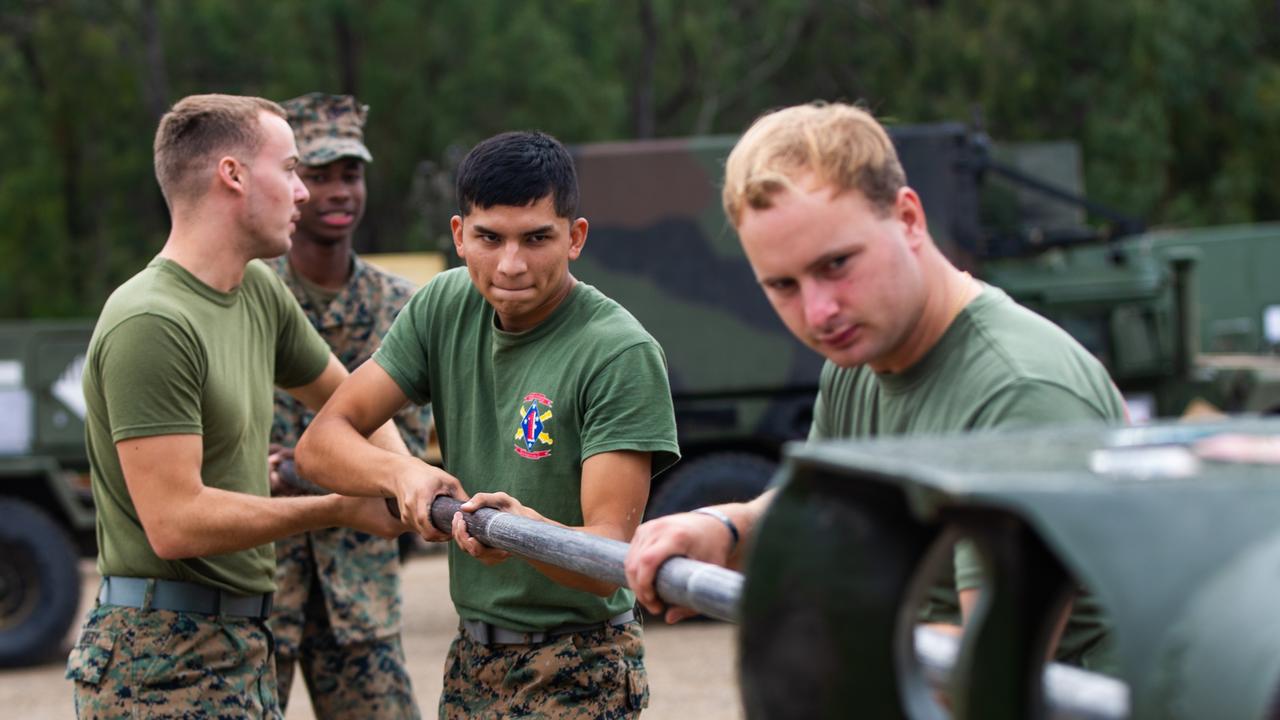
[914,627,1128,720]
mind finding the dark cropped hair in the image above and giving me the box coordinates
[455,131,579,218]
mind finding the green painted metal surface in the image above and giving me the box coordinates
[985,234,1280,416]
[0,320,95,530]
[1141,224,1280,354]
[742,418,1280,719]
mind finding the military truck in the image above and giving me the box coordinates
[557,126,1280,518]
[0,321,96,666]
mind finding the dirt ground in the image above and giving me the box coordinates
[0,555,743,719]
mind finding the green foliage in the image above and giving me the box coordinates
[2,0,1278,317]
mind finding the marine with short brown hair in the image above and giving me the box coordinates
[64,93,454,719]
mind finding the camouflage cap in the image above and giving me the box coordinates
[281,92,373,166]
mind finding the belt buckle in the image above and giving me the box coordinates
[465,620,492,645]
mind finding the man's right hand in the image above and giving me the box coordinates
[390,460,467,542]
[624,511,738,624]
[267,444,297,496]
[340,495,414,538]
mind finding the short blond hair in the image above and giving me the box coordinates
[722,102,906,227]
[153,94,286,205]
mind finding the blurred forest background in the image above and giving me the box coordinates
[3,0,1280,317]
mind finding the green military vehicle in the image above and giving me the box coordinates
[0,321,96,666]
[561,125,1280,519]
[977,139,1280,421]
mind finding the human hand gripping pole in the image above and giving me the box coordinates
[276,461,743,620]
[425,494,746,622]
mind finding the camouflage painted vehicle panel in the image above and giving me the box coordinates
[571,136,819,451]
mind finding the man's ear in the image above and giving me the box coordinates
[568,217,588,261]
[216,156,246,195]
[896,187,928,250]
[450,215,466,260]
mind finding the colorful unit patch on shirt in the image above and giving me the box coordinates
[515,392,554,459]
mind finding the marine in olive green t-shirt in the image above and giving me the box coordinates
[809,283,1126,669]
[374,267,680,632]
[83,258,330,595]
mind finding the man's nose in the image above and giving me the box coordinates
[802,283,840,330]
[327,181,352,201]
[293,174,310,205]
[496,242,527,275]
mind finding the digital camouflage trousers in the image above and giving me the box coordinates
[67,604,281,719]
[274,585,419,720]
[439,621,648,720]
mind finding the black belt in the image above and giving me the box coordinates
[461,609,637,645]
[98,576,273,618]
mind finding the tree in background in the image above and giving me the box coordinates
[2,0,1278,317]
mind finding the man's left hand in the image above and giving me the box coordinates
[452,492,544,565]
[625,511,736,623]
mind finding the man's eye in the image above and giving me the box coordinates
[528,234,549,243]
[307,175,325,183]
[824,255,850,273]
[766,280,797,293]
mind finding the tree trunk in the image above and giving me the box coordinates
[139,0,169,121]
[334,4,359,96]
[631,0,658,139]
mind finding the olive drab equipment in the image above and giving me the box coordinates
[740,418,1280,719]
[0,321,96,666]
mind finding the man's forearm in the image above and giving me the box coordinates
[147,487,346,560]
[370,416,412,457]
[296,413,409,498]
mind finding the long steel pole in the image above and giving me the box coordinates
[427,495,744,623]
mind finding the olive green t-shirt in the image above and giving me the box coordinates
[83,258,330,595]
[374,267,680,631]
[808,284,1126,668]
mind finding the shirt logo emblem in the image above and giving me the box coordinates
[514,392,554,460]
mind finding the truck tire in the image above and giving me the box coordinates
[645,452,778,520]
[0,498,82,667]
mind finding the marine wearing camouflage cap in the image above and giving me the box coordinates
[282,92,373,166]
[268,91,424,719]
